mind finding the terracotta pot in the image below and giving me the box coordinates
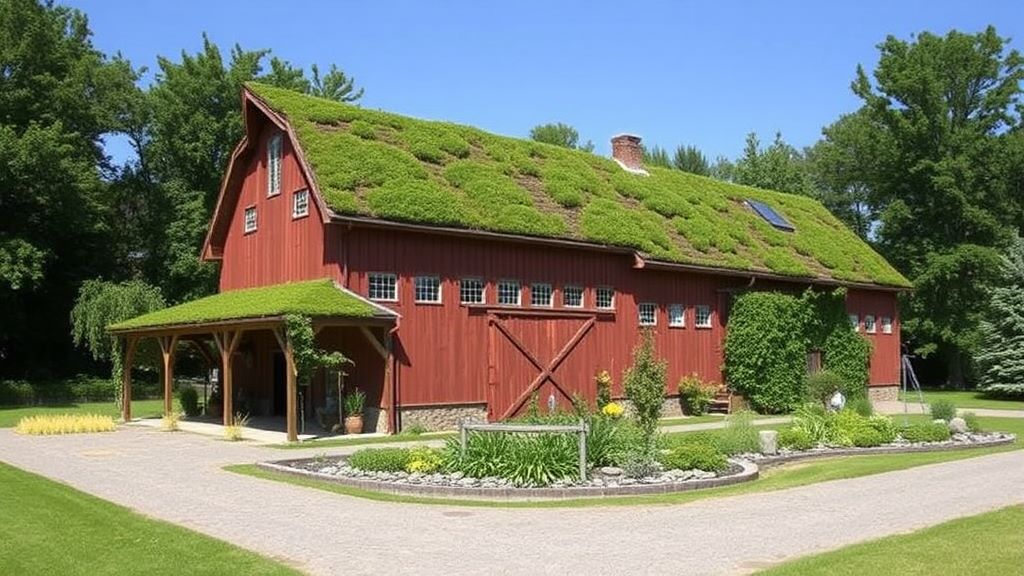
[344,415,364,435]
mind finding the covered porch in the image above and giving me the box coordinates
[108,279,399,442]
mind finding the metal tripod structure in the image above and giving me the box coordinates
[901,353,928,423]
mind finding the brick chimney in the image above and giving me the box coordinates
[611,134,646,174]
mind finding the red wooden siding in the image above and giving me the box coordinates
[846,289,901,386]
[218,124,335,291]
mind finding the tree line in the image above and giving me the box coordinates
[2,0,1022,389]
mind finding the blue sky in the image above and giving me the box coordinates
[70,0,1022,163]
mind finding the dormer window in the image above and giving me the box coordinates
[267,134,282,196]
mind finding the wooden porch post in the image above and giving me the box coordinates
[272,326,298,443]
[213,330,243,426]
[121,336,138,422]
[158,335,179,416]
[359,326,394,434]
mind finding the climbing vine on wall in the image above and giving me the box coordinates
[723,288,871,413]
[283,314,352,387]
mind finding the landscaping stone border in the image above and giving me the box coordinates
[256,459,760,500]
[255,433,1014,501]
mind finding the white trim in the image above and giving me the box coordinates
[596,286,615,310]
[881,316,893,335]
[563,285,584,309]
[864,314,877,334]
[292,188,309,219]
[414,275,442,304]
[638,302,657,326]
[530,283,553,308]
[668,303,685,328]
[459,277,485,305]
[695,304,712,329]
[243,205,257,234]
[267,133,282,197]
[849,313,860,332]
[331,281,401,319]
[497,279,521,307]
[368,272,398,302]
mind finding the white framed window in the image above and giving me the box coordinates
[292,189,309,218]
[669,304,685,328]
[596,286,615,310]
[638,303,657,326]
[243,206,257,233]
[695,305,712,328]
[881,316,893,335]
[368,273,397,302]
[497,280,521,306]
[530,283,553,307]
[563,285,584,308]
[414,276,441,303]
[460,278,485,304]
[864,314,877,334]
[267,133,282,196]
[849,313,860,332]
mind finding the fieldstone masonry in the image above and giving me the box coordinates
[399,404,488,432]
[868,385,900,402]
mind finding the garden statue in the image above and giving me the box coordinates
[829,389,846,412]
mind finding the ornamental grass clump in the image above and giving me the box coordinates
[15,414,117,435]
[714,410,761,455]
[777,426,814,450]
[224,413,249,442]
[161,411,181,432]
[929,399,958,422]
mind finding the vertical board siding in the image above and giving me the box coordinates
[846,289,901,386]
[219,124,332,291]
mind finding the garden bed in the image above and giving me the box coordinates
[754,431,1016,467]
[257,457,759,499]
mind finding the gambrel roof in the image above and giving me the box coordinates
[224,82,910,289]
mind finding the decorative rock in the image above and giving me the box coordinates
[759,430,778,456]
[933,418,947,425]
[600,466,623,477]
[449,471,464,481]
[948,417,968,434]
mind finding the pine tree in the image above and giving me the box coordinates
[976,236,1024,389]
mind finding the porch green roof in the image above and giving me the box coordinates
[108,279,387,332]
[246,82,910,289]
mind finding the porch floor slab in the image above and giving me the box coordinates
[129,417,387,445]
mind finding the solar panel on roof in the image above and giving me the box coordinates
[747,199,795,231]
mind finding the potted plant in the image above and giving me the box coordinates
[207,385,222,418]
[343,389,366,435]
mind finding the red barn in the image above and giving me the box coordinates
[111,83,910,441]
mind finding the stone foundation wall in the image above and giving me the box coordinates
[399,404,488,432]
[618,396,684,419]
[868,385,899,402]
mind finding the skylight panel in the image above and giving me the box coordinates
[747,199,795,231]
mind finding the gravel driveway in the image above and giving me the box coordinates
[1,427,1022,575]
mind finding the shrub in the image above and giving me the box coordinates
[901,422,951,443]
[623,330,667,455]
[962,411,983,433]
[778,427,814,450]
[660,442,728,473]
[595,370,613,409]
[714,411,760,455]
[442,430,580,486]
[790,403,835,445]
[161,411,181,432]
[15,414,117,435]
[866,415,898,444]
[678,375,716,416]
[849,396,874,417]
[398,423,428,437]
[929,399,957,422]
[981,384,1024,399]
[224,413,249,441]
[405,447,442,473]
[178,387,200,417]
[849,427,885,447]
[349,447,412,472]
[805,371,846,407]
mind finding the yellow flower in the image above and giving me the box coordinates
[602,402,624,418]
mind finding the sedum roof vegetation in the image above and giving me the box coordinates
[109,279,381,331]
[247,83,910,288]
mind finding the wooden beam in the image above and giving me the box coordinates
[383,331,395,434]
[121,336,138,422]
[158,335,179,416]
[272,325,298,443]
[213,329,243,426]
[359,326,388,359]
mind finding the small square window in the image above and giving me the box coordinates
[498,280,521,306]
[596,287,615,310]
[669,304,685,328]
[368,273,397,302]
[530,283,552,307]
[638,303,657,326]
[849,314,860,332]
[864,314,877,334]
[414,276,441,303]
[460,278,484,304]
[243,206,257,233]
[881,316,893,335]
[267,134,282,196]
[695,305,712,328]
[292,189,309,218]
[563,285,584,308]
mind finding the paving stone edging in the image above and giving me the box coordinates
[255,459,760,500]
[255,434,1014,500]
[756,434,1017,469]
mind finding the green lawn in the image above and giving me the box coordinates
[899,388,1024,411]
[232,415,1023,509]
[0,398,173,428]
[657,414,728,426]
[0,462,299,575]
[759,504,1024,575]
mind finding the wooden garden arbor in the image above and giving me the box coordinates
[107,280,399,442]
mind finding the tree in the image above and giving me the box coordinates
[0,0,139,376]
[826,27,1024,386]
[70,279,165,405]
[623,330,667,455]
[309,63,364,102]
[804,111,880,238]
[976,236,1024,390]
[732,132,814,195]
[529,122,582,149]
[672,145,711,176]
[642,144,672,168]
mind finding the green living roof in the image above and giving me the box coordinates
[109,279,386,331]
[247,82,910,288]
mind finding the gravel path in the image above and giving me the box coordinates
[1,427,1022,575]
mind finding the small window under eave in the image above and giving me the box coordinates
[747,199,795,231]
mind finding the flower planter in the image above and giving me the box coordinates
[344,415,364,435]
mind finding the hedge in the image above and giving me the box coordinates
[245,82,910,288]
[0,376,160,406]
